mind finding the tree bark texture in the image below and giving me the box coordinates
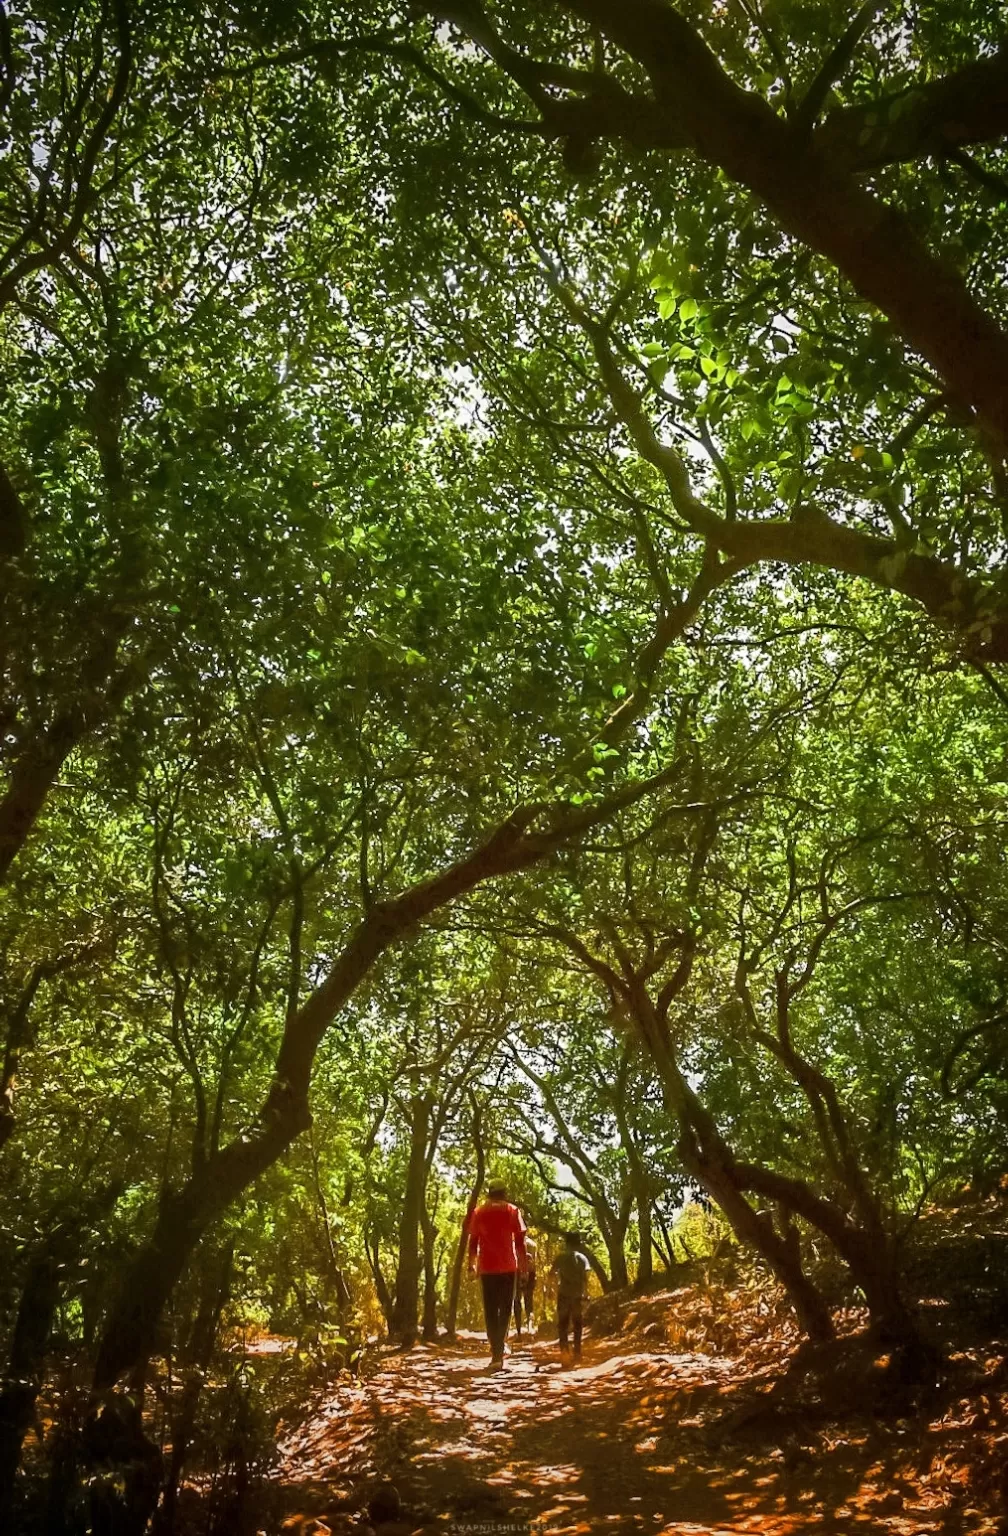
[391,1092,432,1348]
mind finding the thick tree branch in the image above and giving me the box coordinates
[417,0,1008,452]
[815,46,1008,172]
[578,311,1008,660]
[791,2,882,139]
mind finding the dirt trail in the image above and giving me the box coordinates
[274,1326,999,1536]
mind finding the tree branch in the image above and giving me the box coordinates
[815,45,1008,172]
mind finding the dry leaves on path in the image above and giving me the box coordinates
[273,1320,1005,1536]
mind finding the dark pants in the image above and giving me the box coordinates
[558,1294,583,1353]
[481,1271,516,1359]
[514,1270,536,1330]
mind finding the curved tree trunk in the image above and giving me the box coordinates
[93,1158,272,1393]
[549,2,1008,454]
[741,998,924,1351]
[630,991,836,1340]
[586,1248,611,1291]
[732,1157,922,1349]
[678,1131,835,1342]
[678,1084,922,1347]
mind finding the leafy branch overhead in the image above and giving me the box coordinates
[1,10,1008,1525]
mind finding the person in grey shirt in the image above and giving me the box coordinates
[549,1230,590,1363]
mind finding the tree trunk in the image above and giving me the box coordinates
[662,1068,835,1339]
[2,964,58,1152]
[627,989,836,1341]
[310,1127,353,1312]
[152,1241,233,1536]
[745,1009,925,1351]
[420,1202,439,1343]
[652,1203,678,1270]
[602,1230,629,1291]
[725,1151,925,1348]
[0,716,90,885]
[0,1238,68,1520]
[679,1129,835,1341]
[583,1241,616,1292]
[93,1185,226,1393]
[848,1236,921,1352]
[0,1185,122,1521]
[444,1217,472,1342]
[636,1193,654,1290]
[640,985,923,1348]
[0,621,137,886]
[599,1186,632,1290]
[612,1073,654,1292]
[445,1100,486,1340]
[364,1227,394,1332]
[733,1156,924,1349]
[630,1165,653,1291]
[391,1093,431,1348]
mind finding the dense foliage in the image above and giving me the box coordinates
[2,1,1008,1529]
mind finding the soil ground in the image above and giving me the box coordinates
[273,1318,1007,1536]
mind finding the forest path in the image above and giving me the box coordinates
[274,1327,978,1536]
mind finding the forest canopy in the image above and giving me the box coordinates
[2,1,1008,1529]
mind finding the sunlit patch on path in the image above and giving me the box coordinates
[276,1331,1001,1536]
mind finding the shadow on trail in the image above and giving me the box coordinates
[276,1330,1000,1535]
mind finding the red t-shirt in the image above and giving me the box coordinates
[467,1201,527,1275]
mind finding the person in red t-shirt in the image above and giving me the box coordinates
[466,1178,527,1369]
